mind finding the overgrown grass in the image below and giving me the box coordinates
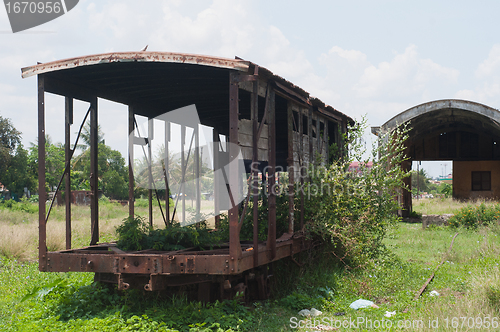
[0,221,499,331]
[0,201,169,260]
[413,197,499,215]
[2,200,500,331]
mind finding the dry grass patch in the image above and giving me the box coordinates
[413,197,500,215]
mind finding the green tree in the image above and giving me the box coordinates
[439,182,452,198]
[0,115,21,179]
[2,144,36,198]
[0,115,38,198]
[411,169,430,194]
[74,143,128,199]
[28,136,65,192]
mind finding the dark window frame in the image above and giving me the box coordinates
[471,171,491,191]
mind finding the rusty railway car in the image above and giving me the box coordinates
[21,52,353,301]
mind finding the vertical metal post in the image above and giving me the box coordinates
[148,118,153,227]
[299,108,305,229]
[417,161,420,200]
[316,115,320,152]
[229,72,241,269]
[251,79,259,267]
[266,88,276,259]
[309,107,313,164]
[65,97,73,250]
[325,121,329,163]
[90,98,99,245]
[287,102,295,234]
[195,124,201,216]
[165,121,170,224]
[128,106,135,218]
[181,125,186,224]
[38,75,47,271]
[213,128,220,228]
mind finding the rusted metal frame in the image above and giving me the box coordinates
[213,129,220,228]
[65,97,73,249]
[195,124,201,216]
[229,71,242,272]
[148,118,153,227]
[128,106,135,218]
[299,108,305,229]
[21,52,251,79]
[316,115,321,152]
[46,107,91,223]
[287,101,295,234]
[90,97,99,245]
[46,235,310,276]
[164,121,170,225]
[309,106,313,164]
[266,88,276,260]
[181,125,186,224]
[38,75,47,272]
[132,117,167,226]
[324,120,329,163]
[251,79,259,268]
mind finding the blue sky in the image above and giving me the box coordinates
[1,0,499,178]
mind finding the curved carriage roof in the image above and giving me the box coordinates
[21,51,352,131]
[373,99,500,142]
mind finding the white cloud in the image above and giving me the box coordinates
[453,44,500,106]
[354,45,459,100]
[475,44,500,79]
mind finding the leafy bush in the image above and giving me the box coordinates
[448,203,500,229]
[116,216,225,251]
[303,117,410,267]
[0,197,38,213]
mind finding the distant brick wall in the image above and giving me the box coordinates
[70,191,92,205]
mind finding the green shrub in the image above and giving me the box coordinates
[448,203,500,229]
[116,216,225,251]
[0,198,38,214]
[303,117,410,267]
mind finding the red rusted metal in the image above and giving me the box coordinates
[90,99,99,245]
[213,129,220,228]
[65,97,72,250]
[128,106,135,218]
[164,121,170,225]
[148,118,153,227]
[21,52,251,79]
[38,75,47,272]
[287,102,295,234]
[251,79,259,268]
[195,124,201,216]
[228,71,241,272]
[267,88,276,260]
[181,125,186,224]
